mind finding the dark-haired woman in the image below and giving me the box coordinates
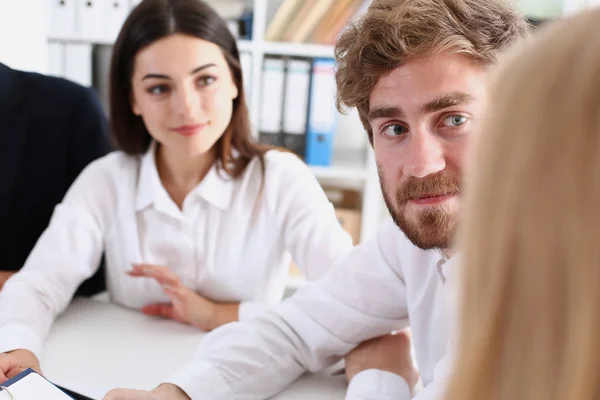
[0,0,353,377]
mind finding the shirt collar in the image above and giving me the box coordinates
[135,142,234,212]
[436,252,460,285]
[192,162,234,210]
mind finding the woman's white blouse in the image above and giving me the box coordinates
[0,147,354,357]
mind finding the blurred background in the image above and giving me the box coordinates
[0,0,592,290]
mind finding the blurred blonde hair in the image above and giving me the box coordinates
[446,8,600,400]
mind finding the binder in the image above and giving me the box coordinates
[64,43,93,87]
[305,58,337,166]
[204,0,246,19]
[104,0,130,42]
[75,0,105,41]
[48,42,65,78]
[129,0,143,8]
[281,58,311,157]
[258,56,286,147]
[281,0,319,42]
[288,0,335,43]
[92,45,113,114]
[0,368,90,399]
[265,0,304,41]
[50,0,76,38]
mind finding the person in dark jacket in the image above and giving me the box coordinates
[0,62,111,295]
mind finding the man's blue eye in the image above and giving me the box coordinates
[442,115,468,127]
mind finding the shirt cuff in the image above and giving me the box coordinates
[238,301,275,321]
[346,369,411,400]
[0,322,43,359]
[166,363,231,400]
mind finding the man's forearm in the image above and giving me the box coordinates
[151,384,190,400]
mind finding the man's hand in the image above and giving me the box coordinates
[0,350,41,383]
[128,264,239,331]
[345,330,419,389]
[104,384,190,400]
[0,271,15,290]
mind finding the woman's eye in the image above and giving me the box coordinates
[198,76,216,87]
[147,85,169,95]
[442,115,468,127]
[382,124,408,137]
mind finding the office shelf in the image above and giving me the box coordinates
[48,35,115,46]
[310,164,368,181]
[261,42,335,59]
[309,149,370,182]
[237,39,254,53]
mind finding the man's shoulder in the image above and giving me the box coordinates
[21,70,98,107]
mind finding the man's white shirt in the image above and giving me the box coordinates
[167,217,456,399]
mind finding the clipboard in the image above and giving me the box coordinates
[0,368,95,400]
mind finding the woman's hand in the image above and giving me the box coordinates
[128,264,238,331]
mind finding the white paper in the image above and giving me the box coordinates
[4,372,71,400]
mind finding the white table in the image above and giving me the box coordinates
[41,297,347,399]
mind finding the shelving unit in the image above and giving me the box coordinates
[261,42,335,58]
[234,0,384,289]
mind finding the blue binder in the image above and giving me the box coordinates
[305,58,338,167]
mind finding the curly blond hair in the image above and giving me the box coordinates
[334,0,530,141]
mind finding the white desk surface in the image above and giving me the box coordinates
[41,297,347,399]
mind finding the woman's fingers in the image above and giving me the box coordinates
[128,264,180,287]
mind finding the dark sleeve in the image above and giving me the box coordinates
[67,87,112,184]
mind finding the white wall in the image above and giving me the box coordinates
[0,0,49,73]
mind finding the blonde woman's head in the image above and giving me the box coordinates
[448,8,600,400]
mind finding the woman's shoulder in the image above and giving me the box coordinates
[71,150,141,192]
[60,151,141,226]
[262,149,310,175]
[249,149,320,196]
[239,149,310,182]
[81,150,140,176]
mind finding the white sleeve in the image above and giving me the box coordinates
[0,155,118,358]
[344,354,453,400]
[345,269,459,400]
[166,220,409,400]
[346,369,411,400]
[235,152,355,322]
[264,151,354,281]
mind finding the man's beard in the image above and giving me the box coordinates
[380,169,461,250]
